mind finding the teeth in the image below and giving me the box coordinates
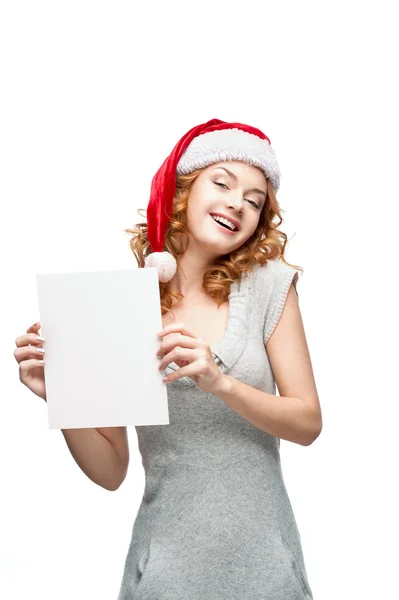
[211,215,237,231]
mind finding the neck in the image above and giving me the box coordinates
[169,250,215,299]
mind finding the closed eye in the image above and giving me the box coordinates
[214,182,260,209]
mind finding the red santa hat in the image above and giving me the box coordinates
[144,118,281,282]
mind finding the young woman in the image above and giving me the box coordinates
[14,118,321,599]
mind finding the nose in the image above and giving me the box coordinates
[227,192,244,214]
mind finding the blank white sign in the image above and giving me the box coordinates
[35,266,169,429]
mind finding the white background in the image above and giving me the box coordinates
[1,1,398,598]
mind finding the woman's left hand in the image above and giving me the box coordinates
[156,322,225,394]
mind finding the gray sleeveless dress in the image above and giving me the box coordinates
[117,258,313,599]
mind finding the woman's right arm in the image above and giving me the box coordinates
[61,426,129,491]
[14,322,130,491]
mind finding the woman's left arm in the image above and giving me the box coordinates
[214,284,323,446]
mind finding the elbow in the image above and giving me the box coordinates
[110,458,130,490]
[303,429,321,446]
[105,477,125,492]
[302,412,323,446]
[108,483,121,492]
[103,466,129,492]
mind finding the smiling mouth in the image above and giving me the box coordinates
[209,214,239,234]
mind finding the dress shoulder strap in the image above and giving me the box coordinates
[249,259,300,345]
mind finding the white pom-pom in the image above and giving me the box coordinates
[144,252,177,282]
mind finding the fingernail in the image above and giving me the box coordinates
[36,336,45,341]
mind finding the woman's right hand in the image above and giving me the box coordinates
[14,322,47,401]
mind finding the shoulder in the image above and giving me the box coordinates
[245,259,300,344]
[249,258,299,293]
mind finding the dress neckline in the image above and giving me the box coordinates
[165,269,253,387]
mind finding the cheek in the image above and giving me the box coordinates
[185,198,205,233]
[241,216,261,240]
[187,185,217,216]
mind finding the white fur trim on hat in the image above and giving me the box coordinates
[176,128,281,191]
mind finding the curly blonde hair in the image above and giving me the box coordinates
[124,166,303,317]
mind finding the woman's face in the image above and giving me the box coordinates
[185,160,267,257]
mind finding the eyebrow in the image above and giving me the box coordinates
[213,166,267,199]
